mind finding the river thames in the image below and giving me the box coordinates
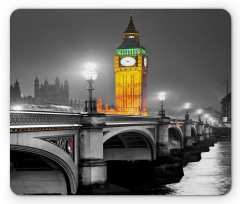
[98,138,232,195]
[143,139,231,195]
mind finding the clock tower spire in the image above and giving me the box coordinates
[114,11,148,116]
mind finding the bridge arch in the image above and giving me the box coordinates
[191,126,198,144]
[103,127,156,161]
[168,126,184,151]
[10,145,77,195]
[10,130,79,194]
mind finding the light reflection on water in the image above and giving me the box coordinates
[165,141,231,195]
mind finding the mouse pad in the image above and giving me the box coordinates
[10,9,231,195]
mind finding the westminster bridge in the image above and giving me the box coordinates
[10,110,219,194]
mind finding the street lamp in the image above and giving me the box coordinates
[204,114,209,125]
[212,119,215,125]
[83,62,97,113]
[12,104,22,111]
[197,109,202,122]
[158,92,166,117]
[209,118,215,125]
[185,103,190,120]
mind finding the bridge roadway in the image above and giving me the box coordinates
[10,110,215,194]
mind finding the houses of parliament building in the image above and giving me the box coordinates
[34,76,69,105]
[10,76,73,107]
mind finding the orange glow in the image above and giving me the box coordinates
[97,13,148,116]
[114,54,148,115]
[97,96,116,114]
[176,123,179,126]
[97,54,148,115]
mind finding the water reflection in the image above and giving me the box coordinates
[165,141,231,195]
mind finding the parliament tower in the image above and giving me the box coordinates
[114,12,148,115]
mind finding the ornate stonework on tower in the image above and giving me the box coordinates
[96,11,148,115]
[114,12,148,115]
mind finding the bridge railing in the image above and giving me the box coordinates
[10,110,82,127]
[105,114,159,124]
[169,118,185,124]
[169,118,201,125]
[10,110,202,128]
[105,115,198,125]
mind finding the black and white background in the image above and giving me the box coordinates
[1,0,240,204]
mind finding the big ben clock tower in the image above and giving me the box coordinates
[114,11,148,116]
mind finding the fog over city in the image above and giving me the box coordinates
[10,9,231,113]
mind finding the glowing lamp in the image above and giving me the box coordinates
[83,62,98,113]
[158,92,166,101]
[12,105,22,111]
[197,109,203,122]
[204,114,209,125]
[184,102,190,120]
[83,62,97,81]
[158,92,166,117]
[185,103,190,109]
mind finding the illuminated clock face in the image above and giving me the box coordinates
[144,57,147,67]
[120,57,136,67]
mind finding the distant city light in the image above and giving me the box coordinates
[204,114,208,118]
[83,62,97,81]
[158,92,166,101]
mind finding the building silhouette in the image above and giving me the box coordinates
[97,11,148,115]
[10,79,22,105]
[220,93,231,124]
[69,98,81,110]
[97,96,116,114]
[34,76,69,105]
[11,77,71,107]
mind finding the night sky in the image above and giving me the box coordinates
[10,9,231,113]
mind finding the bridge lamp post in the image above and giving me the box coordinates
[204,114,209,125]
[197,109,202,122]
[185,103,190,120]
[83,62,97,113]
[209,118,215,125]
[158,92,166,117]
[212,119,215,125]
